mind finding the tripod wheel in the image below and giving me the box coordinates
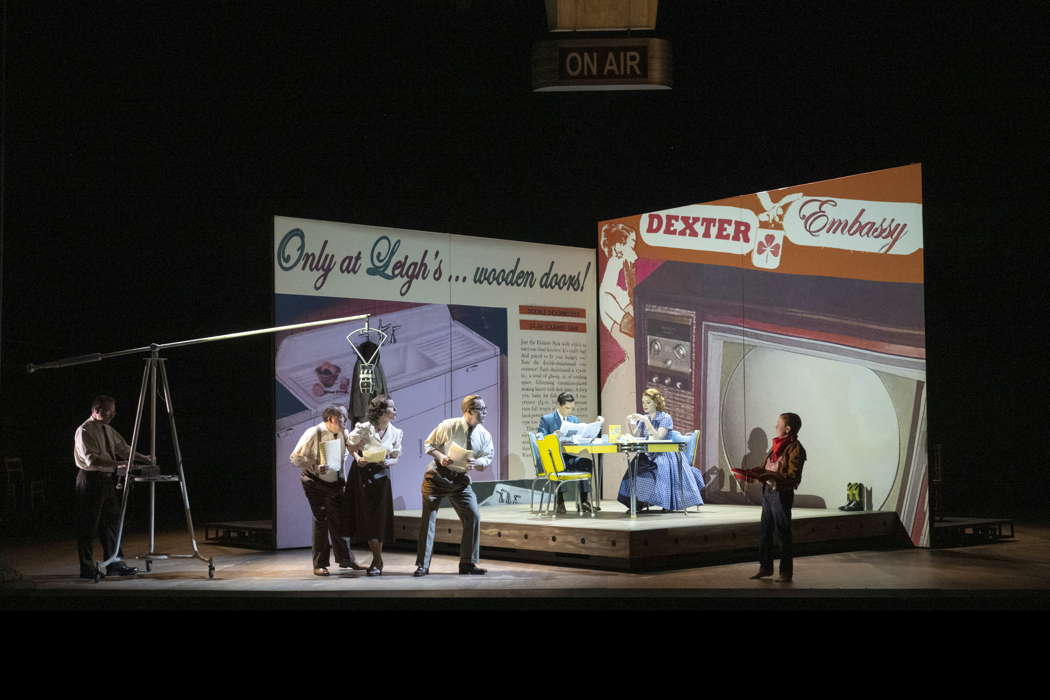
[145,560,152,572]
[208,565,215,579]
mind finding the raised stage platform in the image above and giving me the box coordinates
[391,503,908,571]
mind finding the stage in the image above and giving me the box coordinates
[390,503,906,571]
[2,521,1049,610]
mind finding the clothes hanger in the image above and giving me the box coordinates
[345,320,389,366]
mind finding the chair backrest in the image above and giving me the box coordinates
[685,430,700,466]
[536,434,566,479]
[666,430,700,466]
[527,432,544,476]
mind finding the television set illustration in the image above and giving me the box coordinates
[633,261,927,541]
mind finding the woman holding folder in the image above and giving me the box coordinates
[346,395,403,576]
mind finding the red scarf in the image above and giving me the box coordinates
[770,435,795,462]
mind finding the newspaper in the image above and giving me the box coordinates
[561,420,602,441]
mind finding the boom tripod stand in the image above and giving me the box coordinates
[29,313,370,582]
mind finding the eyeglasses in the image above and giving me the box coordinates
[470,406,488,415]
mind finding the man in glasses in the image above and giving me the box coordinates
[413,394,493,577]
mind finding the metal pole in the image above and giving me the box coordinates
[149,351,157,557]
[159,358,212,573]
[27,313,371,372]
[96,357,152,578]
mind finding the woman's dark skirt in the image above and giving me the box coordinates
[347,461,395,544]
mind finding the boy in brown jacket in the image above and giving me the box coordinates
[743,412,806,582]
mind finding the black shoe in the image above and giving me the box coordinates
[413,566,429,577]
[106,565,139,577]
[459,563,487,575]
[80,570,98,580]
[775,574,793,582]
[749,570,773,580]
[339,561,368,571]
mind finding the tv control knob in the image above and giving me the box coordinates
[675,381,684,389]
[674,344,688,360]
[664,359,673,367]
[664,377,672,386]
[651,375,660,384]
[650,340,662,354]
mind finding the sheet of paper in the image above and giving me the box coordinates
[361,446,388,463]
[445,441,475,473]
[320,438,343,482]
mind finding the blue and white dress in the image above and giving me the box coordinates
[617,411,705,510]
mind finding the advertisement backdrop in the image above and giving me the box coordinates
[274,217,597,549]
[598,165,929,546]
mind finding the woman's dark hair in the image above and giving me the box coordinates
[367,395,393,423]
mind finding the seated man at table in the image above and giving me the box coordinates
[537,392,603,513]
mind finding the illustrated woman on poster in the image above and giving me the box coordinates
[599,222,638,341]
[599,222,641,495]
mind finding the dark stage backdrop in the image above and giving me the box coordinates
[2,1,1046,529]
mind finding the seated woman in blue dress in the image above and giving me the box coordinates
[617,388,705,511]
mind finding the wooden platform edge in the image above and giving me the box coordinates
[390,510,907,571]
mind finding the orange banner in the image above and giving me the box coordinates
[519,305,587,318]
[601,164,924,284]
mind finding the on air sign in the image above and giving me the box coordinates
[533,38,672,91]
[558,45,647,80]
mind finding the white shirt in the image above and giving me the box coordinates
[74,418,132,473]
[289,422,350,481]
[347,421,403,466]
[423,417,493,469]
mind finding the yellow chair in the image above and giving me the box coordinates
[536,434,593,519]
[527,432,550,513]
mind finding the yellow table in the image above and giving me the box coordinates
[564,439,685,518]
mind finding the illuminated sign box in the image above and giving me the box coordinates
[532,38,672,91]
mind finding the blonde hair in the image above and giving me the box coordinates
[642,388,666,412]
[461,394,482,414]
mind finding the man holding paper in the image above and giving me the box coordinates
[537,392,603,513]
[289,405,365,576]
[413,394,493,577]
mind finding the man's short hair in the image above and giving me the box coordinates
[461,394,482,414]
[556,392,575,406]
[780,412,802,435]
[92,395,116,412]
[322,405,347,423]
